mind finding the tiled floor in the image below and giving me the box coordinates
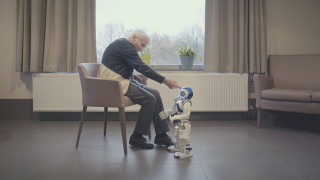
[0,119,320,180]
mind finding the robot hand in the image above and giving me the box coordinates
[159,110,170,120]
[159,109,176,120]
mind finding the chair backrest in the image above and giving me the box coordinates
[79,63,100,78]
[77,63,126,107]
[268,55,320,91]
[78,63,99,105]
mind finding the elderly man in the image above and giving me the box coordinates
[100,29,180,149]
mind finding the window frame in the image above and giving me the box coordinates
[95,0,205,71]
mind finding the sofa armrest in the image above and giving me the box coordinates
[253,74,273,108]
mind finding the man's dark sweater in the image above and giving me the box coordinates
[101,38,165,84]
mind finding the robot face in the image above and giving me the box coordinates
[179,90,187,98]
[179,87,193,99]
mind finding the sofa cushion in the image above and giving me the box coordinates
[261,88,313,102]
[312,91,320,102]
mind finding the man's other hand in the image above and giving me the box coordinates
[135,73,148,84]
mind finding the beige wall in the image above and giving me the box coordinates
[267,0,320,54]
[0,0,320,99]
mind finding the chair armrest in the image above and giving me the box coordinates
[253,74,273,108]
[83,77,124,107]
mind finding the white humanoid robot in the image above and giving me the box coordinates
[159,87,193,159]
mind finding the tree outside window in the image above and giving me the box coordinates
[96,0,205,66]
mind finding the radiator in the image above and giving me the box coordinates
[32,72,248,112]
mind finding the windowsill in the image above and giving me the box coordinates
[31,65,204,74]
[150,65,204,71]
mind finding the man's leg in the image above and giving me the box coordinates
[127,80,170,135]
[127,80,173,147]
[142,85,170,135]
[125,80,156,149]
[125,80,156,135]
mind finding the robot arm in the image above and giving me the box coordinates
[169,101,191,124]
[159,96,181,119]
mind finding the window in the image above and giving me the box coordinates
[96,0,205,68]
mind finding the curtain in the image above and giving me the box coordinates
[16,0,97,72]
[205,0,267,73]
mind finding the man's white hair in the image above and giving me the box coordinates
[129,29,150,42]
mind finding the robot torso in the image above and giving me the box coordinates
[176,100,191,115]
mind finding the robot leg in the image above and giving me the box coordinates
[174,140,193,159]
[174,123,193,159]
[168,125,181,152]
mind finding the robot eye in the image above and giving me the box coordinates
[179,90,188,98]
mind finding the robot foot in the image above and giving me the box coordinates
[167,145,180,152]
[174,152,193,159]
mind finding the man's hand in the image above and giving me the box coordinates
[163,77,181,89]
[135,73,147,81]
[135,73,148,84]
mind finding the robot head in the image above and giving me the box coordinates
[179,86,193,100]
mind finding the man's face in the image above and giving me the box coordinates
[134,37,148,52]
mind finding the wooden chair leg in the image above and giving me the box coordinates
[257,108,261,128]
[119,107,127,155]
[76,106,87,148]
[104,107,108,136]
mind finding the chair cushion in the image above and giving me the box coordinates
[261,88,313,102]
[123,96,134,107]
[97,64,130,95]
[312,91,320,102]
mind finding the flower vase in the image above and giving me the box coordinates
[180,56,194,69]
[141,54,151,65]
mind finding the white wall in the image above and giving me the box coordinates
[267,0,320,55]
[0,0,319,99]
[0,0,32,99]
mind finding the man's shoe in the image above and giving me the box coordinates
[129,135,154,149]
[154,134,174,147]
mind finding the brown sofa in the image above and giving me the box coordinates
[253,55,320,128]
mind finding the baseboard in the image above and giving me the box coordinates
[1,99,250,121]
[34,111,250,121]
[272,111,320,131]
[2,99,319,129]
[0,99,33,120]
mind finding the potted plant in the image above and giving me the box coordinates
[140,48,151,65]
[176,43,202,69]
